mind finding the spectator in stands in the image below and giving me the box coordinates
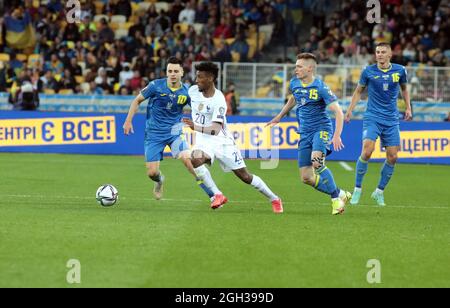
[145,17,163,38]
[11,81,40,111]
[179,2,196,25]
[9,52,24,72]
[355,47,372,66]
[119,78,133,95]
[445,112,450,122]
[61,68,76,92]
[129,70,142,91]
[98,18,115,44]
[230,32,250,62]
[0,61,7,92]
[40,70,58,92]
[169,0,185,25]
[214,17,234,39]
[156,10,172,33]
[195,2,209,24]
[88,80,103,95]
[111,0,132,20]
[225,82,239,115]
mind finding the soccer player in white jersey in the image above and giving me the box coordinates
[182,62,283,213]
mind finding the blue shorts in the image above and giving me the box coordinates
[363,120,400,147]
[298,130,333,168]
[144,134,189,162]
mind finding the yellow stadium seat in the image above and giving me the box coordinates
[94,1,104,14]
[0,53,10,62]
[75,75,84,84]
[256,86,271,98]
[59,89,74,95]
[225,38,235,46]
[324,75,342,92]
[16,54,28,62]
[174,23,189,34]
[213,38,222,49]
[351,68,361,83]
[44,89,55,94]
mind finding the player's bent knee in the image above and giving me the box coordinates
[301,175,315,186]
[387,153,398,164]
[311,156,325,170]
[146,169,160,178]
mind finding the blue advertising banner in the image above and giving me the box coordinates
[1,111,449,165]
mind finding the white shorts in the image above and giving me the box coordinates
[193,134,246,172]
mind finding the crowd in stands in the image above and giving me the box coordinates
[303,0,449,67]
[0,0,448,102]
[0,0,290,98]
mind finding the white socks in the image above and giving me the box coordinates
[251,175,278,201]
[194,165,221,195]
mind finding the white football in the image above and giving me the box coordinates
[96,184,119,207]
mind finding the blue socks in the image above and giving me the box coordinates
[197,178,215,199]
[378,161,395,190]
[355,156,369,188]
[314,166,340,198]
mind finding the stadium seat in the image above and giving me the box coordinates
[94,1,104,14]
[351,68,361,83]
[94,14,109,23]
[111,15,127,24]
[259,24,275,45]
[0,53,10,62]
[59,89,74,95]
[225,38,235,46]
[138,2,152,11]
[110,22,120,31]
[131,2,140,14]
[174,23,189,34]
[255,86,272,98]
[75,76,84,84]
[44,89,55,94]
[115,29,129,39]
[155,2,169,13]
[16,54,28,62]
[193,23,204,35]
[324,75,342,92]
[120,22,134,30]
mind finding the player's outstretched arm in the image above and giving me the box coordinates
[266,96,296,127]
[345,85,365,123]
[401,84,413,121]
[328,102,345,151]
[123,94,145,135]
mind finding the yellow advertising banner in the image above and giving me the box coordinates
[0,116,116,146]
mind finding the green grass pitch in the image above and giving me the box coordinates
[0,153,448,288]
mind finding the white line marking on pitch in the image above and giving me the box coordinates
[1,194,449,210]
[339,162,354,171]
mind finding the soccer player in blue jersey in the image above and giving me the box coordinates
[123,57,214,201]
[345,43,412,206]
[267,53,351,215]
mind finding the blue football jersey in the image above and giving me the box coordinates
[359,63,407,125]
[290,77,339,134]
[141,78,191,135]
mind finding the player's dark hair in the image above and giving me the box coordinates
[167,56,183,66]
[195,62,219,81]
[376,42,391,49]
[297,53,318,64]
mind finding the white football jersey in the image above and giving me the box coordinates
[189,85,233,143]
